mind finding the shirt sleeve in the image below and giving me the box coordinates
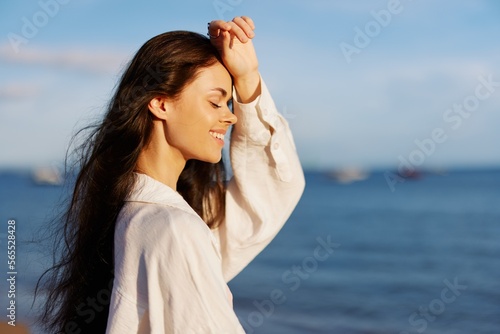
[215,76,306,282]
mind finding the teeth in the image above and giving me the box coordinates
[210,131,224,140]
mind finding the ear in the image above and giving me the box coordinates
[148,97,170,120]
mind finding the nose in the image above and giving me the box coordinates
[220,107,237,125]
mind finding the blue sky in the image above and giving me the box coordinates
[1,0,499,170]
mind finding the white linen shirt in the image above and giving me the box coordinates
[106,77,305,334]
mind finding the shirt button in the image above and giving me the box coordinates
[262,108,268,116]
[273,142,280,150]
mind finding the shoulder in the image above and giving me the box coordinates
[116,201,215,255]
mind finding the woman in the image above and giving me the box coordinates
[38,16,304,333]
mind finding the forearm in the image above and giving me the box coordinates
[233,71,261,103]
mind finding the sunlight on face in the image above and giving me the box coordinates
[165,62,237,163]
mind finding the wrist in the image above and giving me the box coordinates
[233,71,261,103]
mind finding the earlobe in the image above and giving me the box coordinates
[148,97,169,120]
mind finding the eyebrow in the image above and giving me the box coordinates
[210,87,229,98]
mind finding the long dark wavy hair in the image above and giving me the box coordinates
[36,31,228,333]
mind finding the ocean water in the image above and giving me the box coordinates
[1,169,499,333]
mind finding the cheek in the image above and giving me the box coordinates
[167,105,217,146]
[170,122,207,149]
[194,108,219,130]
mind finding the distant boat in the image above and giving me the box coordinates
[327,168,370,184]
[398,169,422,180]
[32,166,63,186]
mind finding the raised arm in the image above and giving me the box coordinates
[209,17,306,281]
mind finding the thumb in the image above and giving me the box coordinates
[221,30,234,51]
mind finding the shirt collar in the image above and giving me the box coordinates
[127,172,223,258]
[127,173,198,216]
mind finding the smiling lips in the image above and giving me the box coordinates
[209,131,225,144]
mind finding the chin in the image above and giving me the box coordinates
[198,153,222,164]
[208,156,222,164]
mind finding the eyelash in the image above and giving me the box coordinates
[211,101,233,110]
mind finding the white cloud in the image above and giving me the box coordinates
[0,83,41,99]
[0,44,130,74]
[288,0,388,14]
[287,0,448,15]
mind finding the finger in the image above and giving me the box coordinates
[209,20,231,31]
[208,20,231,38]
[240,16,255,30]
[220,30,232,50]
[226,21,250,43]
[232,17,255,38]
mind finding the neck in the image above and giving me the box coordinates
[135,121,185,191]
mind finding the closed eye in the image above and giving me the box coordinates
[210,102,222,109]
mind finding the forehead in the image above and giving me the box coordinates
[189,62,232,92]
